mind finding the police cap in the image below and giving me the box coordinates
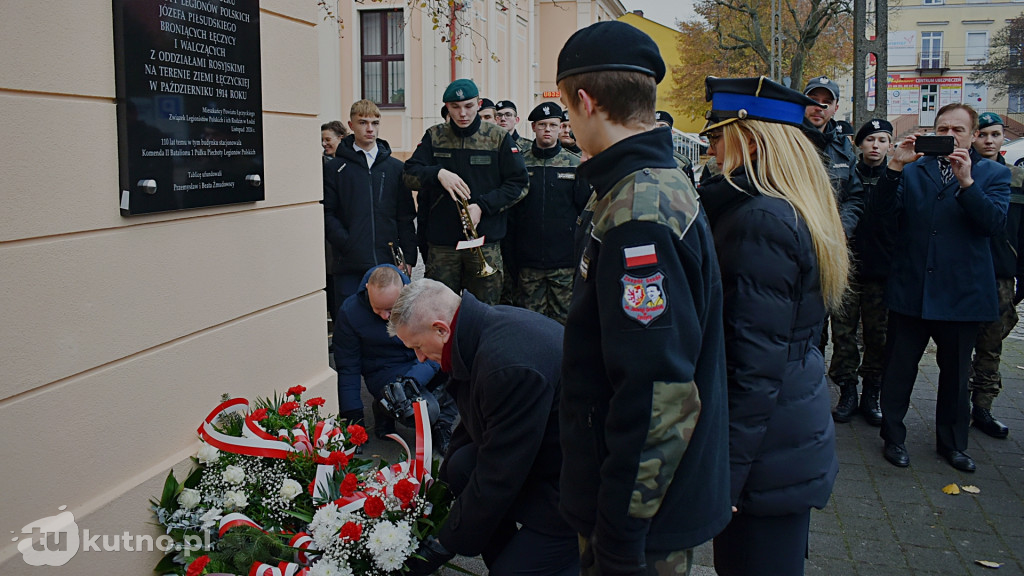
[702,76,822,134]
[854,118,894,146]
[557,21,666,84]
[443,79,479,103]
[529,103,562,122]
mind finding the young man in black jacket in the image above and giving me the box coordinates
[556,22,731,576]
[388,279,578,576]
[323,99,417,308]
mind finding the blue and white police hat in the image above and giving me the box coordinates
[701,76,823,134]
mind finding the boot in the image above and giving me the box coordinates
[859,381,883,426]
[433,419,454,456]
[372,401,396,440]
[972,406,1009,439]
[832,383,859,423]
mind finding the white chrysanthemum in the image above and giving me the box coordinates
[366,520,412,555]
[309,558,354,576]
[222,465,246,485]
[375,548,408,572]
[224,489,249,510]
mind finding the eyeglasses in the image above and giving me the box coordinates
[496,112,516,119]
[705,131,723,146]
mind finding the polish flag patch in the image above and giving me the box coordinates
[511,147,520,154]
[623,244,658,268]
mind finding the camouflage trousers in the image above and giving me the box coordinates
[970,277,1019,409]
[828,280,889,386]
[579,536,693,576]
[517,267,575,325]
[426,243,504,305]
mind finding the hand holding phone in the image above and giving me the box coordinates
[914,135,955,156]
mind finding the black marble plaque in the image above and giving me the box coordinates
[113,0,264,215]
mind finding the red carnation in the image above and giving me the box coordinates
[339,521,363,541]
[340,473,359,496]
[305,397,326,408]
[393,478,417,506]
[347,424,368,445]
[287,385,307,397]
[308,479,317,496]
[186,555,210,576]
[364,495,386,518]
[250,408,269,421]
[278,401,300,416]
[327,451,351,469]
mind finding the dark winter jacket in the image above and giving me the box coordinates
[802,119,865,239]
[989,155,1024,280]
[511,141,590,270]
[403,116,529,247]
[437,293,572,555]
[853,161,898,280]
[871,148,1009,321]
[560,128,731,559]
[323,137,417,275]
[333,265,440,399]
[701,170,838,516]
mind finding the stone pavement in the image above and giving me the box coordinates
[331,292,1024,576]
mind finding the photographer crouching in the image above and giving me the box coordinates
[333,264,456,453]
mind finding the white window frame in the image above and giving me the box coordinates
[965,31,989,64]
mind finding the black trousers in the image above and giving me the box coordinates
[713,509,811,576]
[879,311,979,452]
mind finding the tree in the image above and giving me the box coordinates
[972,14,1024,99]
[669,0,853,119]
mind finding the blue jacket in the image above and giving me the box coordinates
[871,150,1010,322]
[702,170,838,516]
[333,265,440,405]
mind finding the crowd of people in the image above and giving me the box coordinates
[319,20,1020,576]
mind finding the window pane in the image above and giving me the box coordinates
[362,12,381,56]
[389,61,405,104]
[966,32,988,62]
[364,62,382,103]
[388,12,404,55]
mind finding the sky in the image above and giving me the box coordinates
[620,0,699,29]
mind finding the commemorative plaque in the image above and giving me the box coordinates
[113,0,264,215]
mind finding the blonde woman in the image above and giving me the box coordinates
[699,76,849,576]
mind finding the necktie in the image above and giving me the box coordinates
[938,157,954,185]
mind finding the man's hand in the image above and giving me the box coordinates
[947,148,974,189]
[405,536,455,576]
[888,135,924,171]
[467,203,482,227]
[438,169,472,202]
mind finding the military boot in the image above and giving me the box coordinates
[859,380,883,426]
[832,383,859,423]
[972,406,1009,439]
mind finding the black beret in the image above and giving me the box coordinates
[495,100,517,113]
[528,103,562,122]
[854,118,894,145]
[655,110,674,128]
[561,109,570,122]
[441,105,449,119]
[836,120,853,135]
[702,76,821,133]
[479,98,496,111]
[557,21,666,84]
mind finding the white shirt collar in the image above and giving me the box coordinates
[353,141,379,167]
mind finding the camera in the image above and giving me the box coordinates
[914,135,955,156]
[380,377,421,423]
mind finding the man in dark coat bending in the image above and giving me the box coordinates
[387,279,578,576]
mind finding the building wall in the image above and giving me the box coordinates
[0,0,334,573]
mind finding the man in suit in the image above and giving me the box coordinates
[872,103,1009,472]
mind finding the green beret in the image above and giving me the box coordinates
[978,112,1003,130]
[443,79,479,103]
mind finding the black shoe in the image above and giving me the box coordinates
[432,423,453,456]
[859,383,883,426]
[832,384,859,423]
[937,447,976,472]
[371,401,396,440]
[972,407,1009,439]
[883,442,910,467]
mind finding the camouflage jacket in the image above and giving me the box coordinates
[403,115,528,246]
[510,142,590,269]
[560,129,731,560]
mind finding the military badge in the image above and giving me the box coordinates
[621,272,667,326]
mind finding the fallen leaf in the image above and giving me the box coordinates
[942,483,960,495]
[1017,365,1024,370]
[961,485,981,494]
[975,559,1003,568]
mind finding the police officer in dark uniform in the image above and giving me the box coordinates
[403,79,529,305]
[511,103,590,323]
[655,110,696,186]
[557,22,731,576]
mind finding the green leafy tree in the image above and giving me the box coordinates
[972,13,1024,98]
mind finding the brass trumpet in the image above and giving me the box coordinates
[456,196,497,277]
[388,241,406,269]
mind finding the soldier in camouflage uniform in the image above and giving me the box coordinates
[402,79,529,305]
[969,112,1024,438]
[556,23,731,576]
[829,119,898,425]
[510,103,591,324]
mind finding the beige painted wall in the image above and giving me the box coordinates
[0,0,335,573]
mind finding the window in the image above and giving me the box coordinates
[360,10,405,107]
[922,0,943,5]
[965,31,988,63]
[1011,88,1024,114]
[921,31,943,68]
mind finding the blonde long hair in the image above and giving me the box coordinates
[720,119,849,311]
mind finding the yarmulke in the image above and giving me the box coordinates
[557,21,665,84]
[702,76,821,133]
[804,76,840,101]
[655,110,674,128]
[443,79,479,103]
[479,98,496,111]
[495,100,517,113]
[853,118,894,145]
[978,112,1003,130]
[528,103,562,122]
